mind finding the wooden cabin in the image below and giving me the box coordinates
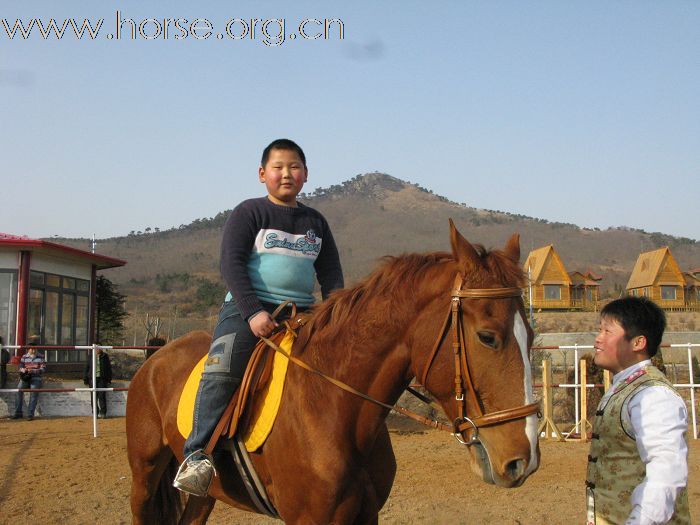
[683,272,700,310]
[568,270,601,311]
[523,245,572,310]
[626,247,685,310]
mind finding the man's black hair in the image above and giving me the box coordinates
[261,138,306,167]
[600,296,666,357]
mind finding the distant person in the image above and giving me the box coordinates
[84,345,113,419]
[11,336,45,421]
[173,138,344,496]
[0,336,9,389]
[586,297,690,524]
[146,337,166,359]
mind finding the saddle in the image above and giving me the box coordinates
[202,311,310,457]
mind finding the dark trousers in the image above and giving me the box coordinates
[15,376,42,417]
[89,377,109,415]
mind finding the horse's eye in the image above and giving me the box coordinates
[477,331,498,349]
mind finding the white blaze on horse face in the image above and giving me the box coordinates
[514,312,539,475]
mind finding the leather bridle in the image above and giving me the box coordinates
[260,278,540,446]
[418,277,540,446]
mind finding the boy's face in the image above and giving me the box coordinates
[593,316,647,374]
[259,148,308,206]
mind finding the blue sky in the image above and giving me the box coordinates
[2,1,698,240]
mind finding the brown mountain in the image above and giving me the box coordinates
[57,173,700,326]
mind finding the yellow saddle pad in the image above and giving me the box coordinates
[176,331,294,452]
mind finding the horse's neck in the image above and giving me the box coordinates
[289,266,449,444]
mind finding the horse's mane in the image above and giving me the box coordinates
[298,244,525,349]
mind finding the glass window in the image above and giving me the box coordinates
[30,271,45,286]
[544,285,561,300]
[45,291,60,345]
[0,271,18,345]
[61,294,74,346]
[27,289,43,343]
[28,270,91,361]
[661,286,677,301]
[75,295,89,345]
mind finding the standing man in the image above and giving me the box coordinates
[84,345,112,419]
[11,336,45,421]
[586,297,690,524]
[0,336,9,389]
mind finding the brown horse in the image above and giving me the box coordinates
[126,221,540,524]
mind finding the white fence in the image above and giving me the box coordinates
[532,342,699,440]
[2,341,699,439]
[1,344,144,437]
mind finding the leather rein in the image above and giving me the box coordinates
[261,282,539,446]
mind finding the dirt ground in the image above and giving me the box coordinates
[0,417,698,525]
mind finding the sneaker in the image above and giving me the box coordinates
[172,454,216,497]
[10,414,22,420]
[27,416,34,421]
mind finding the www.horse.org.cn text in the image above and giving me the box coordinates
[1,12,345,47]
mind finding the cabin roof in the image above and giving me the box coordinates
[524,245,572,285]
[684,272,700,287]
[0,233,126,270]
[626,247,682,289]
[569,271,601,287]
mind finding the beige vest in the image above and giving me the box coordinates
[586,365,690,525]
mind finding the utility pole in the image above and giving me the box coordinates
[528,264,535,329]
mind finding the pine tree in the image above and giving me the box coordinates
[96,276,128,345]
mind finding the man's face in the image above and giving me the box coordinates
[593,316,643,374]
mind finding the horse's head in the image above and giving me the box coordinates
[410,220,540,488]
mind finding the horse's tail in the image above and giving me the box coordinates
[153,455,186,525]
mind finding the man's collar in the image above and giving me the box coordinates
[612,359,652,385]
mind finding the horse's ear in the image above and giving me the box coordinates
[504,233,520,263]
[449,219,480,269]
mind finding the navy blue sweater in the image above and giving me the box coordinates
[221,197,344,320]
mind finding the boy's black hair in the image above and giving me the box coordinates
[261,138,306,167]
[600,296,666,357]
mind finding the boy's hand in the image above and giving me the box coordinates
[248,311,278,338]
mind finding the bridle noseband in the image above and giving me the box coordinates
[419,279,540,446]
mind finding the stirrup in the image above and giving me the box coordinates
[172,451,217,497]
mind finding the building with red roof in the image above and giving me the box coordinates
[0,233,126,360]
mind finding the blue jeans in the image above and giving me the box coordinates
[184,300,287,457]
[15,375,42,417]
